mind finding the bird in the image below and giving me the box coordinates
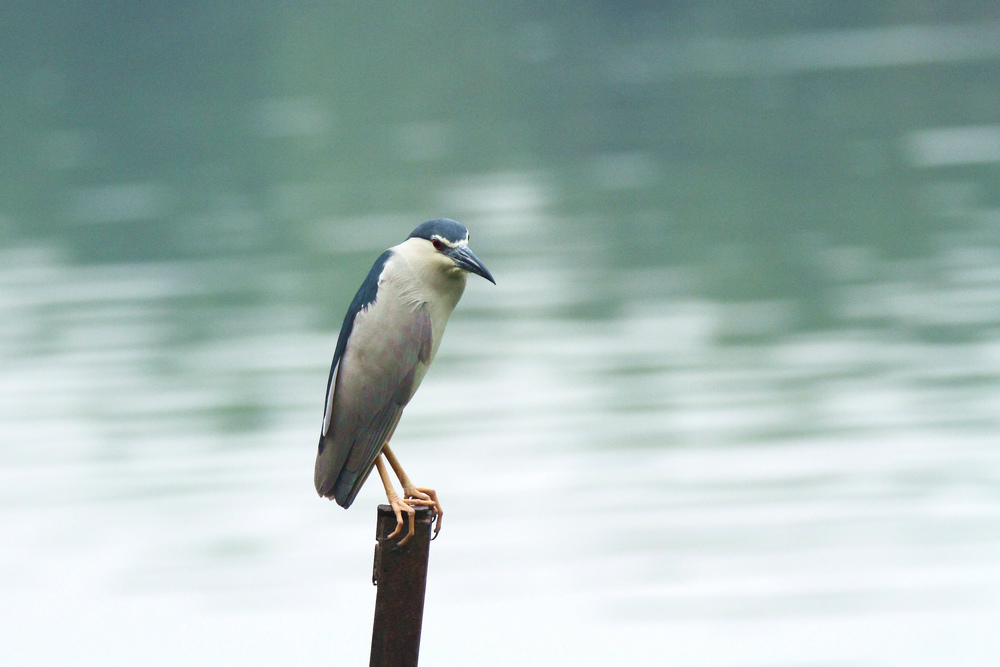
[315,218,495,545]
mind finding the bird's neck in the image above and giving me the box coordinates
[387,248,465,312]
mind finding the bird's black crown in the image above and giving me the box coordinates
[409,218,469,244]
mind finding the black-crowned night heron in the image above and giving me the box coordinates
[314,219,495,544]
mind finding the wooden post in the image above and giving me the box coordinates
[369,504,434,667]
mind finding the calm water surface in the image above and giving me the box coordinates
[2,182,998,665]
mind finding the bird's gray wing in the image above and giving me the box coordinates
[315,295,432,508]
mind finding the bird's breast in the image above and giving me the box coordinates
[384,256,464,362]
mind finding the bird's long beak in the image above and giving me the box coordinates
[448,245,496,284]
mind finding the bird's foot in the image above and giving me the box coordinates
[385,494,417,546]
[403,486,443,539]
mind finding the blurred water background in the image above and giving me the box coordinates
[2,3,1000,665]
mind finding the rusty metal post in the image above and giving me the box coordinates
[369,504,434,667]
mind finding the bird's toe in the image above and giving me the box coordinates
[405,486,443,538]
[386,496,417,545]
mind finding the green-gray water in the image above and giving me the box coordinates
[2,4,999,665]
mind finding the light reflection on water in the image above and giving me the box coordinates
[1,195,999,665]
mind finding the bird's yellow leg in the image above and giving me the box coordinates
[382,444,443,538]
[375,453,416,545]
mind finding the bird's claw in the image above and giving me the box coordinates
[404,486,443,539]
[385,488,443,546]
[386,495,417,545]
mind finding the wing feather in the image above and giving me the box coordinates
[314,276,433,507]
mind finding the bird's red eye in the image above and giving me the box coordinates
[432,238,444,250]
